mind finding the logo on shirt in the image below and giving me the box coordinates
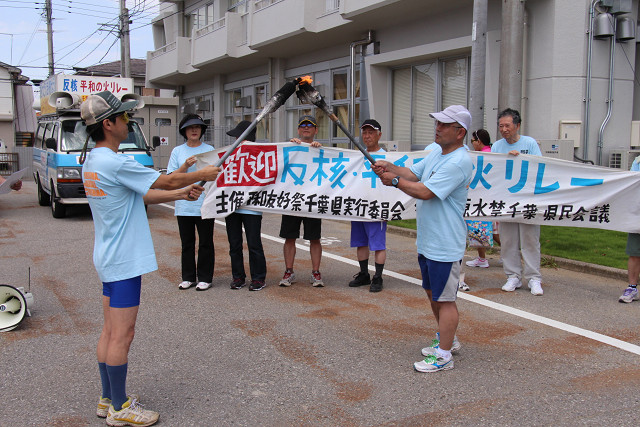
[83,171,107,198]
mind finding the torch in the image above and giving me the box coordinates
[198,77,302,185]
[296,77,376,165]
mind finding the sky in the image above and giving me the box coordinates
[0,0,160,84]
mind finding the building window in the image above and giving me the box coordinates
[155,118,172,126]
[392,56,469,149]
[224,83,269,144]
[228,0,248,14]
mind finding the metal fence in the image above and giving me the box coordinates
[1,149,33,178]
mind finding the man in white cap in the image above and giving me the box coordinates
[80,90,220,426]
[373,105,472,373]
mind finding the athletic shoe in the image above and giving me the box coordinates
[619,286,639,303]
[528,279,543,296]
[370,276,383,292]
[414,354,454,372]
[465,257,489,268]
[178,281,195,290]
[249,280,266,291]
[106,396,158,427]
[421,333,461,356]
[279,270,296,287]
[310,271,324,287]
[230,278,246,290]
[458,280,470,292]
[348,272,371,287]
[195,282,212,291]
[501,277,522,292]
[98,394,139,418]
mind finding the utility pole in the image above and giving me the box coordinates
[469,0,488,135]
[498,0,525,115]
[120,0,131,78]
[45,0,54,77]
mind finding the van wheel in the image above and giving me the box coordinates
[37,177,50,206]
[50,185,66,218]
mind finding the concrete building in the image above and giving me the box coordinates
[0,62,37,149]
[145,0,640,168]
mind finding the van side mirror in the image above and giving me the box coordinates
[45,137,57,150]
[152,136,161,148]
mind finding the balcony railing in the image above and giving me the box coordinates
[254,0,283,12]
[325,0,340,13]
[150,41,176,59]
[194,17,226,38]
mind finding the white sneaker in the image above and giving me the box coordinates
[458,281,470,291]
[528,279,543,296]
[195,282,212,291]
[106,396,158,426]
[421,333,461,356]
[414,355,454,372]
[279,270,296,287]
[465,257,489,268]
[178,281,195,290]
[501,277,522,292]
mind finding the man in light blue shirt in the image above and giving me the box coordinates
[491,108,544,296]
[80,91,220,425]
[374,105,473,373]
[620,157,640,303]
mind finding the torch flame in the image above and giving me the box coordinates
[299,75,313,85]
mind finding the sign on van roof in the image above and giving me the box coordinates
[40,74,134,115]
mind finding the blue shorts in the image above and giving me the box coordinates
[350,221,387,250]
[102,276,142,308]
[418,254,460,302]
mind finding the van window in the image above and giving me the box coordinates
[35,124,46,148]
[61,120,93,151]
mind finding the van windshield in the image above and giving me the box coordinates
[61,119,148,152]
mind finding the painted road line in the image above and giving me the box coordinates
[157,204,640,355]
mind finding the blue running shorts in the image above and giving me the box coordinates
[418,254,460,302]
[102,276,142,308]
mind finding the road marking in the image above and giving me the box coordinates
[157,204,640,355]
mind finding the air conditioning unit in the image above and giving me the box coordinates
[379,140,411,152]
[538,139,574,161]
[609,149,640,170]
[235,96,251,108]
[181,103,196,114]
[197,100,210,111]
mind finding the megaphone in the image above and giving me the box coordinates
[48,91,81,110]
[0,285,34,332]
[120,93,145,110]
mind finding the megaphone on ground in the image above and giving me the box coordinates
[0,285,34,332]
[48,91,81,110]
[120,93,145,110]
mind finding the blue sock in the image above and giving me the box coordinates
[98,362,110,399]
[106,363,128,411]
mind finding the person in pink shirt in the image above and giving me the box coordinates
[465,129,500,270]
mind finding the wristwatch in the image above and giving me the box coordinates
[391,176,400,187]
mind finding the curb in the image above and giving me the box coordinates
[385,225,627,282]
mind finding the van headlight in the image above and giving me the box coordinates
[57,167,82,182]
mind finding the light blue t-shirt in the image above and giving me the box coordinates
[491,135,541,156]
[167,142,214,216]
[424,142,442,153]
[409,146,473,262]
[631,157,640,172]
[82,147,161,282]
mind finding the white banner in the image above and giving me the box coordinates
[196,143,640,233]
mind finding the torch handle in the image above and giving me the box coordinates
[197,119,259,186]
[332,119,377,165]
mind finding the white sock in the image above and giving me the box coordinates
[435,347,451,360]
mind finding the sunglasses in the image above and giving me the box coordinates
[298,123,316,128]
[119,112,130,124]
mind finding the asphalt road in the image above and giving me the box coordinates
[1,182,640,427]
